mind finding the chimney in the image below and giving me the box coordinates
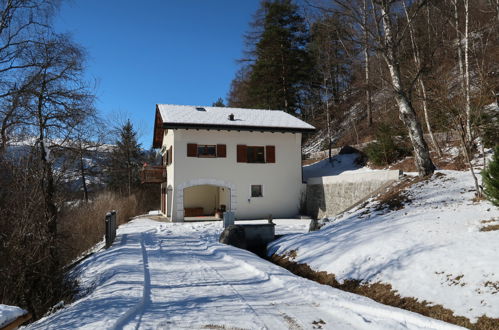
[228,113,235,121]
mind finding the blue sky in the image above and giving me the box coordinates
[54,0,260,148]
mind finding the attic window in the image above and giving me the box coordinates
[195,107,206,111]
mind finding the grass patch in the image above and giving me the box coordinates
[480,224,499,232]
[270,254,499,329]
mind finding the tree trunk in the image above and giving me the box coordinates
[403,1,442,157]
[36,77,59,270]
[380,2,435,176]
[324,76,332,162]
[363,0,373,127]
[79,146,89,202]
[463,0,472,142]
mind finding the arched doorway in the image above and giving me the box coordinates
[176,179,237,221]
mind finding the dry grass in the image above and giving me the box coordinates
[373,176,422,211]
[270,254,499,329]
[59,192,139,265]
[480,224,499,232]
[479,219,499,232]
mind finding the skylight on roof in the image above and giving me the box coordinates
[195,107,206,111]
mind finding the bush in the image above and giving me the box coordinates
[58,192,139,265]
[363,124,411,166]
[482,146,499,207]
[0,157,72,319]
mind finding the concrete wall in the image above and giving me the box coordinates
[306,170,400,219]
[168,129,302,221]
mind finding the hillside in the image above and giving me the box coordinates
[269,168,499,328]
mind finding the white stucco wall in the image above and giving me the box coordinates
[161,129,175,218]
[169,129,302,221]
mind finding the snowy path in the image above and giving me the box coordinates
[29,219,460,329]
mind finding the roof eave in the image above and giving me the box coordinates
[162,122,315,133]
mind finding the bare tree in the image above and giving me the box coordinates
[322,0,435,176]
[0,0,56,154]
[402,1,442,156]
[19,34,95,259]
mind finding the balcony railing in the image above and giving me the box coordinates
[140,165,166,184]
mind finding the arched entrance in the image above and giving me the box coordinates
[176,179,237,220]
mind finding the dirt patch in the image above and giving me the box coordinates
[312,319,326,329]
[373,176,423,211]
[270,254,499,329]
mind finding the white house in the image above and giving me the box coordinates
[150,104,315,222]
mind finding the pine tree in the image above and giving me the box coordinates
[107,120,143,196]
[230,0,312,114]
[212,97,226,107]
[482,146,499,207]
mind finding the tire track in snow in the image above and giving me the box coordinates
[111,231,153,330]
[193,240,270,330]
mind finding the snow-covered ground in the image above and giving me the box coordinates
[303,153,373,181]
[0,304,27,327]
[269,170,499,322]
[29,218,460,329]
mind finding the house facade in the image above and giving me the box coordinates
[151,104,315,221]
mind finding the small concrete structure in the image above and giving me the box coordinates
[223,211,235,228]
[242,223,275,249]
[219,222,276,256]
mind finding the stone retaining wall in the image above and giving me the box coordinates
[306,170,401,219]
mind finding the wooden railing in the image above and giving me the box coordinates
[139,165,166,184]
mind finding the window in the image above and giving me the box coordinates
[237,145,275,163]
[197,145,216,157]
[251,185,263,197]
[187,143,226,158]
[247,146,265,163]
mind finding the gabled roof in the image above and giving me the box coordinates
[153,104,315,148]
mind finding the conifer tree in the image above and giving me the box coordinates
[482,146,499,207]
[212,97,226,107]
[107,120,143,196]
[230,0,312,114]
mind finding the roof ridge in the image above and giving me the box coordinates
[157,103,292,113]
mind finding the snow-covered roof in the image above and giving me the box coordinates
[156,104,315,132]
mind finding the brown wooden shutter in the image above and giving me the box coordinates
[216,144,226,158]
[237,145,247,163]
[187,143,197,157]
[168,146,173,165]
[266,145,275,163]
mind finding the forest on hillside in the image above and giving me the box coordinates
[227,0,498,178]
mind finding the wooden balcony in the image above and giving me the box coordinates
[140,165,166,184]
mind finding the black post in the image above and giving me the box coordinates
[105,210,117,248]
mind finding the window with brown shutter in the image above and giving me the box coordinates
[168,146,173,165]
[237,145,247,162]
[217,144,226,158]
[247,146,265,163]
[187,143,197,157]
[266,145,275,163]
